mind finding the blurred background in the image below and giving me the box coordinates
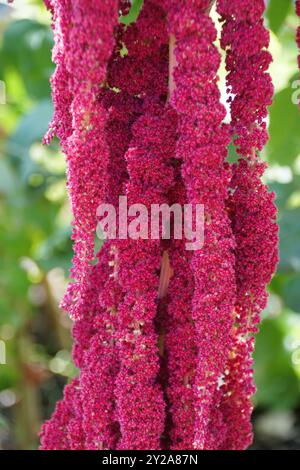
[0,0,299,450]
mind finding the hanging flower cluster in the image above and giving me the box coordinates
[40,0,280,450]
[165,0,237,450]
[211,0,279,449]
[111,3,173,449]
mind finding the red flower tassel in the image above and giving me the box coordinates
[166,0,237,449]
[215,0,279,449]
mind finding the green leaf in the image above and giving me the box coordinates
[0,159,16,196]
[119,0,144,25]
[5,99,53,184]
[7,99,53,158]
[267,0,291,34]
[227,138,240,164]
[279,208,300,274]
[254,317,299,409]
[0,414,8,431]
[0,19,53,100]
[282,276,300,313]
[267,82,300,166]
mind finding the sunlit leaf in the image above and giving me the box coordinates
[7,99,53,159]
[267,0,292,34]
[0,19,53,100]
[267,81,300,166]
[119,0,143,25]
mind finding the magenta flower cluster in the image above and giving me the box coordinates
[40,0,279,450]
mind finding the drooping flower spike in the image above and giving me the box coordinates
[43,0,73,146]
[215,0,279,449]
[113,1,175,449]
[48,0,119,321]
[165,0,237,449]
[40,0,120,450]
[84,1,174,450]
[77,7,151,449]
[41,0,281,451]
[164,175,196,450]
[41,0,174,450]
[40,378,84,450]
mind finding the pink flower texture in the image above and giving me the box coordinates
[40,0,281,450]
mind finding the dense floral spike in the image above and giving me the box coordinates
[218,0,273,157]
[41,0,120,450]
[65,379,85,449]
[216,0,279,449]
[43,0,73,145]
[41,242,121,450]
[80,243,122,450]
[43,0,101,369]
[103,4,149,206]
[165,0,237,449]
[40,379,84,450]
[115,109,171,450]
[42,0,282,452]
[103,89,142,207]
[52,0,119,320]
[42,1,162,449]
[217,163,278,450]
[78,15,146,447]
[42,0,175,450]
[72,250,121,450]
[165,175,196,450]
[113,1,173,449]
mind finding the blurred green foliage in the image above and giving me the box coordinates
[0,0,299,450]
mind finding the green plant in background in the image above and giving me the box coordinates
[0,0,75,449]
[0,0,299,449]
